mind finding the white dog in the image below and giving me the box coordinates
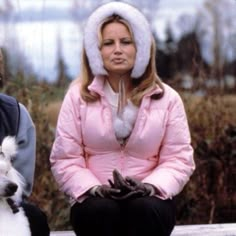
[0,136,31,236]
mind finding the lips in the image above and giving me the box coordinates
[112,58,125,63]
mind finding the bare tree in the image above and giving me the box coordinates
[0,49,4,87]
[205,0,224,89]
[202,0,236,91]
[55,33,69,88]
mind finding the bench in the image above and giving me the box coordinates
[50,223,236,236]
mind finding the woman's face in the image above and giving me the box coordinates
[100,22,136,76]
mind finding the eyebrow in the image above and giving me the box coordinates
[102,37,132,41]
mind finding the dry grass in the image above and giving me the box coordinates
[181,93,236,146]
[44,101,62,127]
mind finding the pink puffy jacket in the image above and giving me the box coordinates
[50,76,195,204]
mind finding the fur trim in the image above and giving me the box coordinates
[113,101,138,140]
[0,136,17,159]
[84,2,152,78]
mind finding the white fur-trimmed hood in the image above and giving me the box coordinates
[84,2,152,78]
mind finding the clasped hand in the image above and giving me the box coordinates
[90,169,155,200]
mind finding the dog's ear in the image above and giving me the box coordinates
[0,136,17,160]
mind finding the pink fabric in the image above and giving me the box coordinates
[50,76,195,204]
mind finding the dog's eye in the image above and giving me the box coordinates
[0,170,7,175]
[0,152,6,159]
[0,156,6,163]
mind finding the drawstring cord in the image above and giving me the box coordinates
[117,78,127,118]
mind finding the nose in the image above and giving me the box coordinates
[5,182,18,197]
[114,42,122,54]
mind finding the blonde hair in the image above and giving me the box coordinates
[75,15,164,106]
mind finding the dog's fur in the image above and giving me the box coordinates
[0,136,31,236]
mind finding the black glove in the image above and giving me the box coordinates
[125,177,156,197]
[109,188,144,200]
[109,169,134,193]
[108,169,154,200]
[89,185,121,198]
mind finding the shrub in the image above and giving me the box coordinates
[176,124,236,224]
[176,94,236,224]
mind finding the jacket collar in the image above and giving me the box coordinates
[88,76,106,97]
[143,82,164,98]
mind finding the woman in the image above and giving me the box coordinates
[50,2,195,236]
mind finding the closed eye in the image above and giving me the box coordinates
[121,41,132,45]
[121,37,133,44]
[102,40,113,46]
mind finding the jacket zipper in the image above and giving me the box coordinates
[120,144,125,172]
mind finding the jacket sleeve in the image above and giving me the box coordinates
[143,91,195,199]
[50,86,101,200]
[13,103,36,197]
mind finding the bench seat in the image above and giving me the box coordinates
[50,223,236,236]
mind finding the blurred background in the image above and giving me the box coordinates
[0,0,235,231]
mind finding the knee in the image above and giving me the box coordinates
[126,196,175,217]
[87,197,120,215]
[22,201,47,219]
[126,197,153,215]
[71,197,121,219]
[21,201,50,236]
[126,197,176,235]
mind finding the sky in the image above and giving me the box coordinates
[5,0,206,12]
[4,0,73,10]
[5,0,207,40]
[155,0,206,38]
